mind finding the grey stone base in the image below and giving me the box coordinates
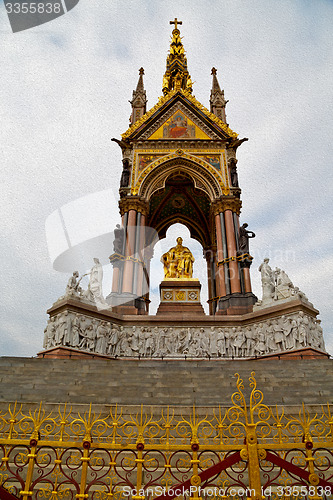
[217,292,258,315]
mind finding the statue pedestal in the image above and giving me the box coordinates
[156,279,205,316]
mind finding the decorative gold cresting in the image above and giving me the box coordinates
[162,19,192,95]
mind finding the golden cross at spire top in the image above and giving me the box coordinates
[170,18,182,30]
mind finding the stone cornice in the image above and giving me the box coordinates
[118,197,149,216]
[211,197,242,216]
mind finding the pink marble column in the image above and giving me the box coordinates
[243,267,252,293]
[122,209,137,294]
[215,213,227,297]
[224,209,241,294]
[136,213,146,297]
[111,266,120,294]
[206,257,214,315]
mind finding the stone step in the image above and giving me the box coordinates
[0,357,332,407]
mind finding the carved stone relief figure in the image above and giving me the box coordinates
[254,323,266,356]
[297,312,308,347]
[217,328,226,357]
[273,318,286,351]
[225,329,235,357]
[96,321,109,355]
[56,312,71,346]
[121,326,132,356]
[283,316,295,350]
[108,325,119,356]
[44,317,56,349]
[138,328,146,356]
[244,326,254,357]
[234,327,245,357]
[72,314,81,348]
[200,328,210,357]
[177,328,190,354]
[209,327,218,356]
[130,326,139,354]
[266,320,277,352]
[144,327,154,357]
[157,327,168,356]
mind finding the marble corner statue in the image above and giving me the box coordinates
[256,258,313,308]
[161,237,195,279]
[83,258,106,304]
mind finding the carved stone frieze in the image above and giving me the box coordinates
[43,310,326,359]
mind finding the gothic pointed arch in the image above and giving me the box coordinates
[147,171,213,248]
[138,156,223,201]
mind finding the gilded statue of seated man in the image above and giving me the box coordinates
[161,237,195,279]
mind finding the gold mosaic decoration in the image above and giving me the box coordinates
[121,88,238,140]
[131,149,230,196]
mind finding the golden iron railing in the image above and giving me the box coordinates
[0,372,332,499]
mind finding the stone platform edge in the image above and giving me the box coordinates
[47,296,319,325]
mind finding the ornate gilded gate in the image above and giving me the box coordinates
[1,373,333,499]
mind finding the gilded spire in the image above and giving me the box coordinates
[210,67,228,123]
[162,19,192,95]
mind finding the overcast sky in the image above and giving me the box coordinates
[1,0,332,356]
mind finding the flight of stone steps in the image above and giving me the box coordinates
[0,357,332,407]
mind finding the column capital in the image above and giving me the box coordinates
[211,196,242,216]
[119,197,149,217]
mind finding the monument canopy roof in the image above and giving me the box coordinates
[121,88,238,141]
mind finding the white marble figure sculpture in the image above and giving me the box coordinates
[83,258,105,305]
[258,258,275,302]
[65,271,82,297]
[256,259,313,308]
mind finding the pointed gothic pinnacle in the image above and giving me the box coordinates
[211,67,222,93]
[136,67,145,92]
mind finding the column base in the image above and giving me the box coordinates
[106,292,139,315]
[216,292,258,315]
[156,279,205,316]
